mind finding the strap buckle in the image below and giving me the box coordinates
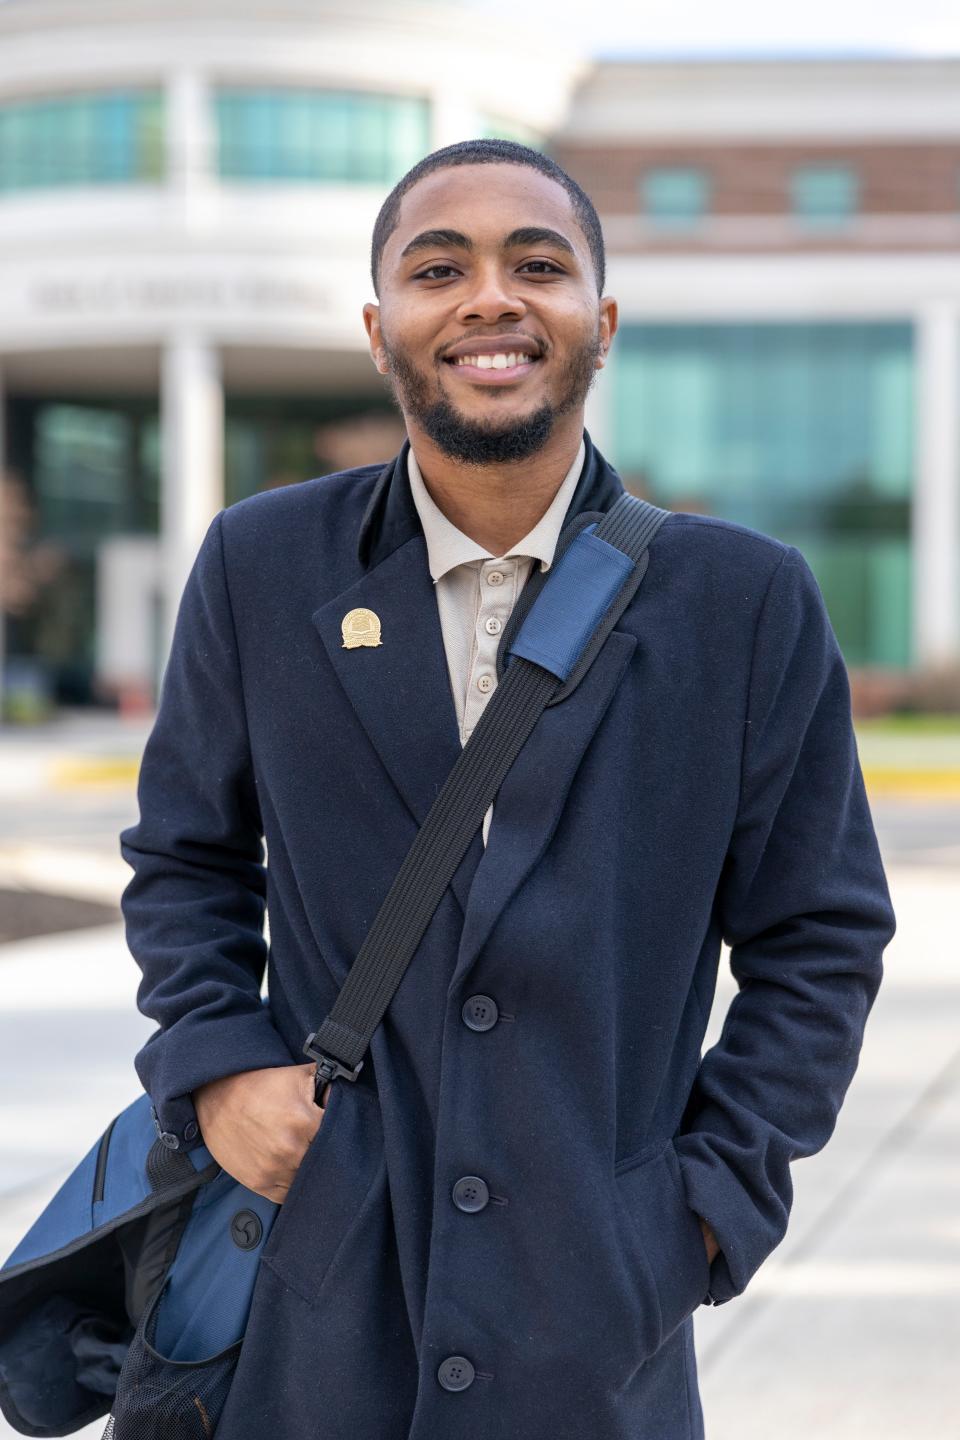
[302,1032,364,1100]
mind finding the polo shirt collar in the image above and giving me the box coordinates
[356,428,625,572]
[406,438,586,584]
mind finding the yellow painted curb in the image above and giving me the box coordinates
[43,758,960,799]
[49,758,140,788]
[862,768,960,799]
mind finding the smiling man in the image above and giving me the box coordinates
[118,139,897,1440]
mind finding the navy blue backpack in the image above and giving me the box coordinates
[0,1080,280,1437]
[0,494,670,1438]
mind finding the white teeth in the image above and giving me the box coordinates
[455,352,533,368]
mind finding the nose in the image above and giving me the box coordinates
[456,263,526,325]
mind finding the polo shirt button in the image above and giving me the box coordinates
[462,994,499,1031]
[487,570,504,585]
[437,1355,475,1392]
[484,616,502,634]
[452,1175,489,1212]
[477,674,493,693]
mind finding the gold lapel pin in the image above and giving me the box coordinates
[341,607,383,649]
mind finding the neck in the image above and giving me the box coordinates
[406,412,585,558]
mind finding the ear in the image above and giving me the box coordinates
[596,295,618,369]
[362,302,389,374]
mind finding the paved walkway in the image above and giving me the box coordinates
[0,856,956,1437]
[0,711,956,1434]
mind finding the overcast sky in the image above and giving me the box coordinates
[463,0,960,59]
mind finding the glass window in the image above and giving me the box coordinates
[612,321,914,667]
[790,164,859,227]
[215,88,430,185]
[0,91,164,192]
[640,167,709,228]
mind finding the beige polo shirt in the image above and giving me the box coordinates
[407,437,586,848]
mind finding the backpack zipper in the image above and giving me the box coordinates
[92,1115,118,1205]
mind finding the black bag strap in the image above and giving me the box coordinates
[302,491,672,1105]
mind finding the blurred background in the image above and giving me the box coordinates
[0,2,957,1437]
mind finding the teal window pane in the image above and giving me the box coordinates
[612,321,914,666]
[0,91,165,192]
[34,405,134,538]
[640,167,709,228]
[791,164,859,227]
[215,88,429,185]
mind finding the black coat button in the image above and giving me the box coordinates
[452,1175,489,1212]
[437,1355,475,1391]
[461,994,499,1031]
[183,1120,199,1142]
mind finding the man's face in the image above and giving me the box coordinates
[363,164,617,464]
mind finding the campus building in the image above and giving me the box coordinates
[554,58,960,676]
[0,2,957,714]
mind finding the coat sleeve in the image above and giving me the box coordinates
[118,508,296,1151]
[674,543,897,1304]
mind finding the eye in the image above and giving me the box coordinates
[412,264,461,281]
[518,260,564,275]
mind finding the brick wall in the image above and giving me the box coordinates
[551,140,960,251]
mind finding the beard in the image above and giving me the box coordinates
[380,327,602,465]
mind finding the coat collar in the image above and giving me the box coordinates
[356,428,624,572]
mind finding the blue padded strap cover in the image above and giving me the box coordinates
[506,523,635,681]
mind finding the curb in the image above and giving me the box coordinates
[48,758,140,788]
[862,769,960,800]
[41,754,960,799]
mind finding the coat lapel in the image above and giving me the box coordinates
[311,433,636,959]
[311,528,484,920]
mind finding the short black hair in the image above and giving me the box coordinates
[370,138,606,297]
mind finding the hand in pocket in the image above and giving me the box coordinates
[192,1062,331,1203]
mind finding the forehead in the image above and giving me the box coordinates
[385,163,584,266]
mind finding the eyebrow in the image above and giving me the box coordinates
[399,225,577,262]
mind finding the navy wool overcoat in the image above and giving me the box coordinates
[119,431,897,1440]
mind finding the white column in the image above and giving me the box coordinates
[159,333,224,684]
[585,344,616,461]
[166,68,217,232]
[914,303,960,667]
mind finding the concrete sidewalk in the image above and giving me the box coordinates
[0,860,956,1438]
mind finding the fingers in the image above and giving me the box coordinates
[200,1062,330,1197]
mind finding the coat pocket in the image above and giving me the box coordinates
[614,1138,712,1356]
[257,1077,385,1310]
